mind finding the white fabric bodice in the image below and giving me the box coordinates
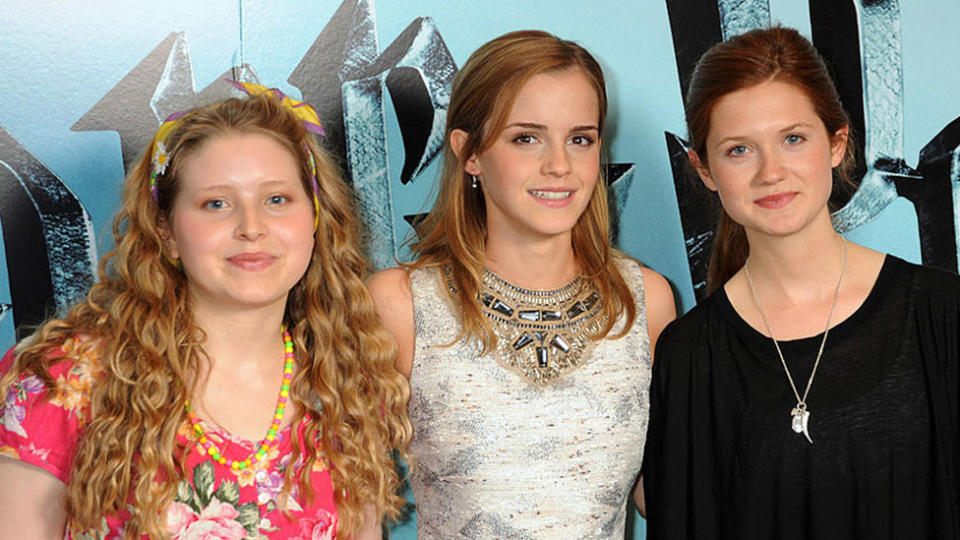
[407,260,651,539]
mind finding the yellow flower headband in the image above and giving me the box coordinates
[149,80,326,231]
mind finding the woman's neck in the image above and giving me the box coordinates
[726,214,887,341]
[190,302,287,373]
[186,302,297,441]
[484,232,579,289]
[743,220,845,304]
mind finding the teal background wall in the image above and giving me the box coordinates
[2,1,959,537]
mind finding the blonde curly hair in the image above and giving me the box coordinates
[1,93,411,538]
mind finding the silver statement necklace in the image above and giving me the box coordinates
[744,235,847,444]
[477,269,606,386]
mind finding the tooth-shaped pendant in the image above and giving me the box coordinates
[791,407,812,444]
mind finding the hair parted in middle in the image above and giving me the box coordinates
[409,29,636,351]
[3,92,411,538]
[684,26,857,293]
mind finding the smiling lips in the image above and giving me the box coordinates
[529,189,572,200]
[754,192,797,209]
[528,189,575,208]
[227,252,277,271]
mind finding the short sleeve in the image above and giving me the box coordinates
[643,312,726,540]
[0,343,98,483]
[910,269,960,493]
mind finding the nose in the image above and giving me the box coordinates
[541,142,571,177]
[757,150,786,184]
[234,203,266,241]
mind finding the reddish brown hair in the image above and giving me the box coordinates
[685,26,856,292]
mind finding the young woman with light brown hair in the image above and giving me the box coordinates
[644,27,960,539]
[0,87,410,539]
[369,30,675,537]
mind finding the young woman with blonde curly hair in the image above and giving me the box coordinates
[0,87,410,539]
[369,30,675,537]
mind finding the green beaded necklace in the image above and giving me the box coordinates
[184,328,295,470]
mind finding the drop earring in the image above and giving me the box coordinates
[470,175,479,189]
[165,254,183,271]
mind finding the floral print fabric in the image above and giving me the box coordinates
[0,340,338,539]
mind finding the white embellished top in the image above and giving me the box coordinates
[407,259,651,539]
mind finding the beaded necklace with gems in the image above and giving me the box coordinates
[473,269,606,386]
[185,328,295,470]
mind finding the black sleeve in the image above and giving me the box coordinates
[912,270,960,514]
[643,314,727,540]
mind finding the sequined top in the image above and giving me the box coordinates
[408,259,650,539]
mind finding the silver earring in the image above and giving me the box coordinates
[470,175,479,189]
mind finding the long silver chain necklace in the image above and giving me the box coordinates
[744,235,847,444]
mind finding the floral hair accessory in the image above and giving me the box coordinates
[305,144,321,232]
[225,80,326,137]
[149,111,188,202]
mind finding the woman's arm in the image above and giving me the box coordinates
[0,457,67,539]
[368,268,416,379]
[633,474,647,517]
[353,504,382,540]
[634,267,675,515]
[640,266,676,360]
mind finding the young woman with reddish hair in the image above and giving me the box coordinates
[644,27,960,539]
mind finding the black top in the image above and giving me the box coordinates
[644,256,960,540]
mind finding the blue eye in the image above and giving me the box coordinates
[728,145,748,156]
[267,195,289,205]
[785,134,804,145]
[203,199,227,210]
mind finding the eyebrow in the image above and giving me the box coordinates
[192,184,236,193]
[504,122,599,132]
[779,122,814,132]
[712,122,816,147]
[192,179,297,193]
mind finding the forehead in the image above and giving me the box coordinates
[504,69,600,125]
[708,80,824,136]
[178,132,301,188]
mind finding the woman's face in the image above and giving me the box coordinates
[164,132,315,316]
[459,68,602,246]
[692,80,848,240]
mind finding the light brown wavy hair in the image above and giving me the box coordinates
[684,26,857,293]
[408,29,636,350]
[0,93,411,538]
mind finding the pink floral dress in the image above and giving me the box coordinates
[0,339,339,539]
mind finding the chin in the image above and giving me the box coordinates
[543,216,584,233]
[755,222,813,238]
[227,288,292,308]
[532,225,578,239]
[739,212,809,236]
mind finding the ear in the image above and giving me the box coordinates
[829,125,850,168]
[449,129,481,176]
[688,149,716,191]
[156,216,180,261]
